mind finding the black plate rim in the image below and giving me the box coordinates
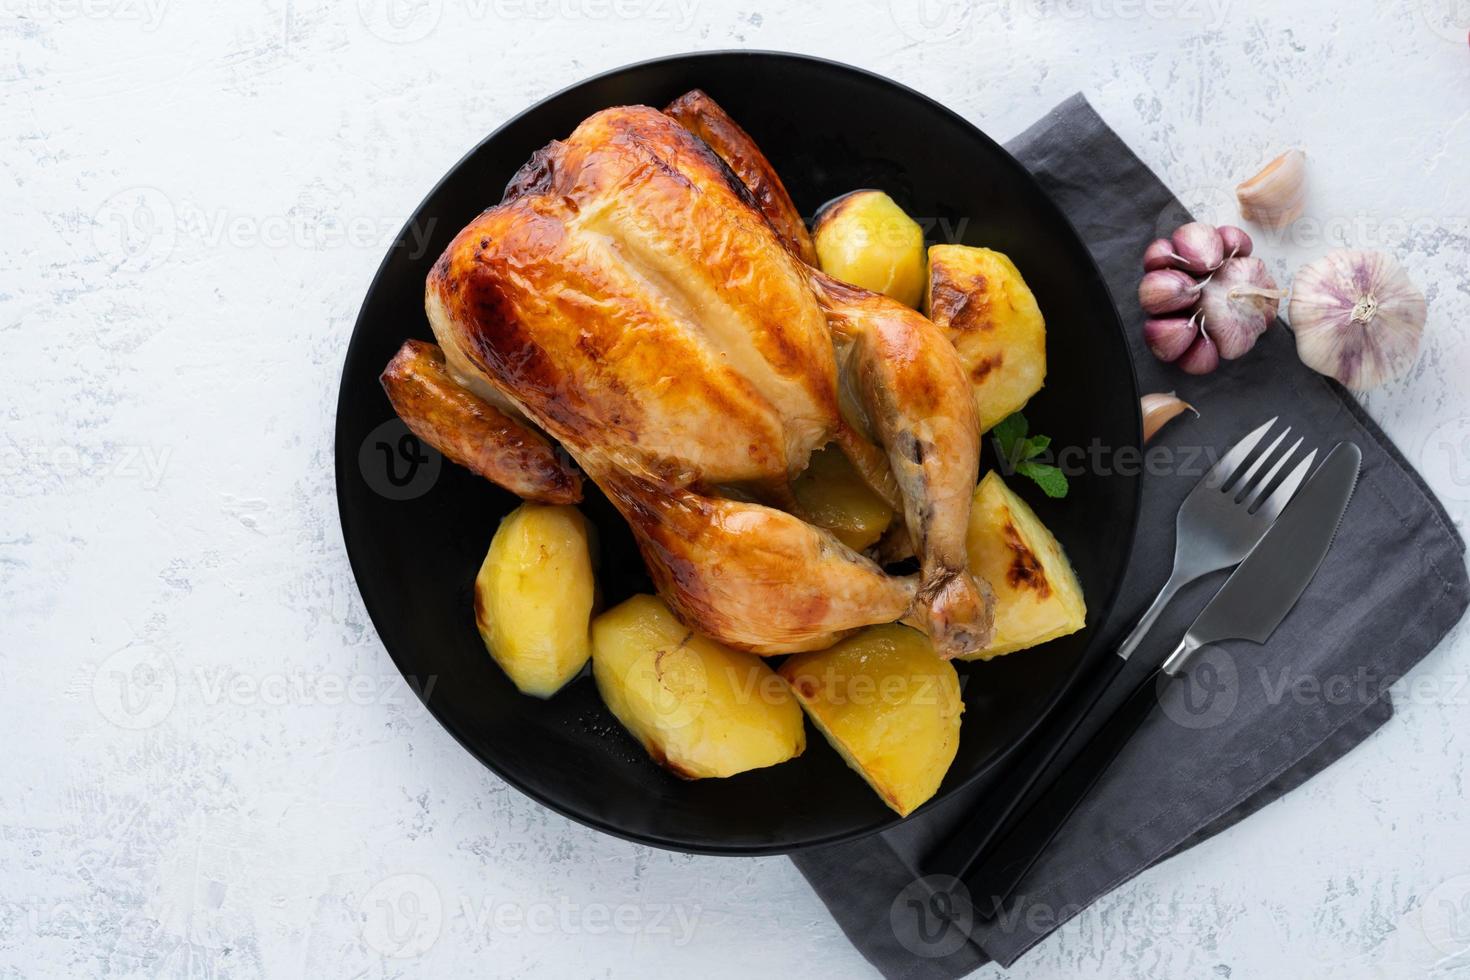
[334,49,1143,855]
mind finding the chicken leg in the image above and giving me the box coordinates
[810,272,995,656]
[598,467,915,654]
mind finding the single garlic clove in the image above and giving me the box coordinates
[1141,392,1197,443]
[1177,332,1220,375]
[1289,249,1427,390]
[1143,238,1178,272]
[1144,316,1199,362]
[1198,256,1286,359]
[1237,149,1307,229]
[1139,268,1201,315]
[1218,225,1253,258]
[1171,222,1225,273]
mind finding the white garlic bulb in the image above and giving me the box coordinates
[1289,250,1427,390]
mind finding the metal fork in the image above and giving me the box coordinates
[1116,417,1317,661]
[923,418,1317,889]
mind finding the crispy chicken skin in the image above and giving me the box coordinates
[600,470,915,654]
[664,89,818,265]
[380,340,582,504]
[396,98,993,656]
[427,105,837,491]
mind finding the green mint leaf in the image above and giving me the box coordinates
[1022,434,1051,458]
[990,412,1029,466]
[1016,460,1069,498]
[990,412,1028,452]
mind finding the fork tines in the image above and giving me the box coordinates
[1208,417,1318,521]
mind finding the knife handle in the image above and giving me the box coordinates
[921,649,1128,883]
[964,669,1170,921]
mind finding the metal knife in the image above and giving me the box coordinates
[1159,440,1363,676]
[965,440,1364,921]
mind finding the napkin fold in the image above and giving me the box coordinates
[791,94,1470,975]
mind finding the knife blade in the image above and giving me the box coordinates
[1161,440,1362,676]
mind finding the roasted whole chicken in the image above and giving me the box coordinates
[382,91,996,658]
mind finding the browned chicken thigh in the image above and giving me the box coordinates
[385,96,994,657]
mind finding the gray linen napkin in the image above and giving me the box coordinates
[791,94,1470,975]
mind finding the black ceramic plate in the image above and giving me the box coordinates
[336,51,1141,855]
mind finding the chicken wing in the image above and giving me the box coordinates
[664,89,817,265]
[380,340,583,503]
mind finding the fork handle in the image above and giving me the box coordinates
[966,668,1169,921]
[1115,568,1187,661]
[920,572,1185,885]
[920,647,1127,883]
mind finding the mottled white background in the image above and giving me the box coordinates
[3,0,1470,977]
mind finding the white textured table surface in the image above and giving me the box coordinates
[4,2,1470,977]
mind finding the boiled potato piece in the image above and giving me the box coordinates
[960,472,1086,660]
[813,190,926,308]
[924,245,1047,432]
[592,595,805,779]
[474,503,595,697]
[779,624,962,816]
[791,445,895,551]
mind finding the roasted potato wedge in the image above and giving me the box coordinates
[779,624,962,816]
[924,245,1047,432]
[813,190,926,308]
[960,472,1085,660]
[474,503,596,697]
[592,595,805,779]
[791,445,895,551]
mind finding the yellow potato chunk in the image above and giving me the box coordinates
[474,503,595,697]
[960,472,1086,660]
[591,595,805,779]
[791,445,895,551]
[779,624,962,816]
[813,190,926,308]
[924,245,1047,432]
